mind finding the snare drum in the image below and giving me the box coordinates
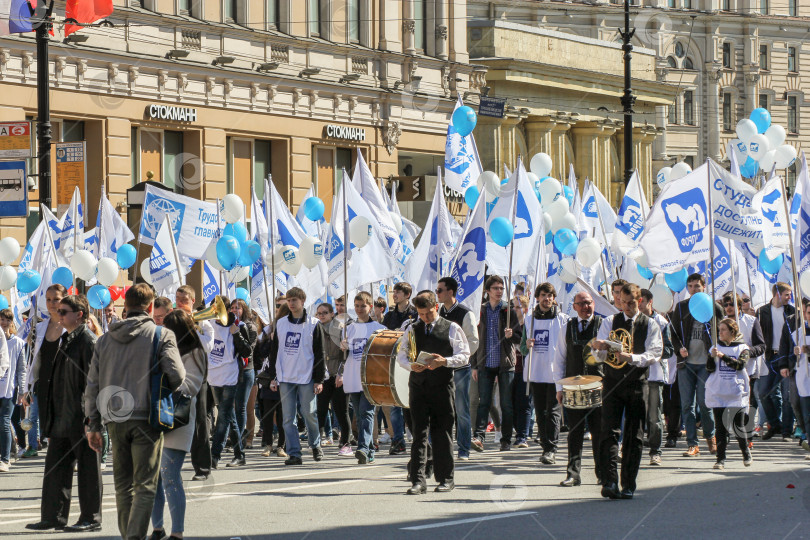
[559,375,603,410]
[361,330,410,408]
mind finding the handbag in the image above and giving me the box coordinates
[148,327,175,432]
[170,391,192,429]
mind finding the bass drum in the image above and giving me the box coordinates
[361,330,410,408]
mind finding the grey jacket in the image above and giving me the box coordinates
[84,312,185,431]
[164,347,207,452]
[321,319,344,378]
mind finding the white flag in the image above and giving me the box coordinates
[751,175,790,259]
[449,192,487,323]
[97,189,135,259]
[406,170,454,290]
[792,153,810,276]
[444,98,483,194]
[149,215,185,294]
[612,171,649,256]
[581,180,617,244]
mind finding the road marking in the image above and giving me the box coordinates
[399,511,537,530]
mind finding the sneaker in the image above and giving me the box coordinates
[486,422,495,433]
[458,455,470,461]
[794,427,805,439]
[493,431,501,443]
[261,446,272,457]
[713,460,724,470]
[753,426,762,438]
[322,437,334,446]
[368,454,376,464]
[389,441,407,455]
[743,455,753,467]
[16,447,25,459]
[0,461,9,472]
[226,457,246,467]
[584,431,592,441]
[379,433,392,444]
[683,446,700,457]
[21,448,38,458]
[802,440,810,452]
[649,454,662,466]
[471,438,484,452]
[664,439,677,448]
[499,441,511,451]
[338,444,354,457]
[100,463,107,471]
[761,427,778,441]
[313,447,324,462]
[276,447,288,458]
[515,439,529,449]
[356,450,368,465]
[284,456,303,466]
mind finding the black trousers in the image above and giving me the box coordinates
[599,379,645,492]
[316,376,351,446]
[663,381,682,441]
[190,380,212,476]
[713,407,750,461]
[409,380,455,486]
[260,397,285,448]
[531,382,561,453]
[41,433,102,525]
[565,406,602,482]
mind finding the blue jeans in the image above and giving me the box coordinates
[390,406,406,445]
[0,397,13,463]
[232,369,255,446]
[678,363,715,446]
[211,385,242,460]
[757,366,784,432]
[474,368,515,444]
[349,392,376,459]
[27,395,39,450]
[454,367,472,457]
[279,382,320,458]
[151,447,187,534]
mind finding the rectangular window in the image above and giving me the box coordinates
[722,0,730,10]
[789,46,797,72]
[790,0,797,15]
[759,93,768,110]
[760,0,768,14]
[683,0,692,8]
[254,140,271,201]
[268,0,278,28]
[224,0,236,21]
[760,44,768,70]
[131,127,139,185]
[788,161,798,191]
[723,93,732,131]
[788,96,798,133]
[178,0,189,13]
[668,0,675,6]
[348,0,359,42]
[668,103,676,124]
[309,0,320,36]
[414,0,426,51]
[684,91,694,125]
[722,42,731,68]
[163,130,184,194]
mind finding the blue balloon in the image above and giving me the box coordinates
[223,222,248,245]
[303,197,325,222]
[87,284,112,310]
[52,266,74,288]
[216,235,241,271]
[545,231,552,245]
[16,269,41,294]
[553,228,579,256]
[238,240,262,267]
[750,107,772,134]
[0,295,8,310]
[464,186,480,209]
[485,197,499,218]
[236,287,249,301]
[759,250,784,275]
[664,268,688,292]
[688,292,714,324]
[116,244,137,269]
[740,156,758,178]
[489,217,514,247]
[452,105,477,137]
[563,185,574,205]
[637,264,654,280]
[534,188,542,203]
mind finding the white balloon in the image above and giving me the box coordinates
[576,237,602,267]
[140,258,153,285]
[552,212,577,234]
[801,270,810,296]
[221,194,245,224]
[205,241,225,272]
[670,162,692,181]
[650,284,674,313]
[530,153,553,178]
[656,167,672,187]
[625,262,651,288]
[774,144,798,169]
[736,118,758,143]
[542,213,552,235]
[477,171,501,197]
[559,267,578,284]
[265,246,288,274]
[280,246,302,276]
[631,249,649,268]
[545,198,569,224]
[0,265,16,290]
[759,149,777,173]
[227,265,250,283]
[0,237,21,265]
[389,211,403,235]
[71,250,98,282]
[538,178,562,207]
[299,236,324,269]
[526,172,540,187]
[96,257,119,287]
[560,257,579,275]
[765,124,786,149]
[747,134,769,161]
[349,216,372,249]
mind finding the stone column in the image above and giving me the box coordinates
[435,0,448,60]
[524,117,555,158]
[705,63,723,162]
[550,119,574,180]
[476,114,522,176]
[402,1,415,55]
[572,122,602,194]
[632,126,660,204]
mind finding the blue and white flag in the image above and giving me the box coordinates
[96,189,135,258]
[384,180,420,260]
[444,98,483,194]
[138,184,218,260]
[706,236,734,296]
[295,184,322,238]
[557,278,619,319]
[736,242,771,309]
[449,191,487,323]
[149,215,184,294]
[581,180,617,244]
[612,171,649,256]
[202,261,221,306]
[42,187,84,260]
[792,153,810,276]
[751,175,790,259]
[406,169,453,290]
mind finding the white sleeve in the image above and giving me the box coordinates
[630,319,664,368]
[0,330,8,380]
[463,311,480,357]
[554,323,568,391]
[446,323,471,368]
[197,320,214,354]
[594,315,613,362]
[396,325,413,372]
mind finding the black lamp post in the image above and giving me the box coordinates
[32,0,54,221]
[619,0,635,186]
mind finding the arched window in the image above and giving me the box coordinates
[667,56,677,68]
[675,42,685,58]
[684,57,694,70]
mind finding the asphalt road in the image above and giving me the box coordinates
[2,435,809,540]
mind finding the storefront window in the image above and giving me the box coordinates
[254,140,272,201]
[163,130,184,194]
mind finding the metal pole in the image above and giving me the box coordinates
[727,238,739,327]
[35,1,54,222]
[780,175,806,366]
[706,160,718,346]
[505,165,520,331]
[266,178,276,330]
[620,0,635,186]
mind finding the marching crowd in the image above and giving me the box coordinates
[0,272,806,537]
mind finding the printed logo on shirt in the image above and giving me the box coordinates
[534,329,550,353]
[352,338,367,359]
[284,332,302,355]
[719,360,736,374]
[210,339,226,365]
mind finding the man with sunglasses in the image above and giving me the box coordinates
[315,303,352,457]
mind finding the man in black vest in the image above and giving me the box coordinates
[553,291,604,487]
[592,283,663,500]
[397,291,470,495]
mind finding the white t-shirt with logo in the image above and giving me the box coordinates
[705,342,750,409]
[342,320,385,394]
[523,312,568,384]
[275,315,320,384]
[207,322,239,387]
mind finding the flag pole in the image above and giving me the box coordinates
[505,161,520,331]
[706,160,718,346]
[266,177,277,330]
[165,214,184,288]
[524,219,546,397]
[258,180,273,328]
[780,174,806,365]
[216,198,224,295]
[590,179,616,287]
[342,168,350,350]
[727,238,739,326]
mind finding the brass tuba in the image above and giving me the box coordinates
[194,296,229,326]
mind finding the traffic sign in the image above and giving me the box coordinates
[0,122,32,159]
[0,161,29,217]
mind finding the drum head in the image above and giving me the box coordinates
[559,375,602,386]
[391,356,410,408]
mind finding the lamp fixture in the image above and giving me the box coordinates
[299,67,321,77]
[481,86,491,97]
[257,62,279,72]
[166,49,190,60]
[213,56,235,66]
[64,34,89,44]
[339,73,361,84]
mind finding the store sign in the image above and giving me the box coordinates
[0,122,32,159]
[147,104,198,122]
[325,124,366,142]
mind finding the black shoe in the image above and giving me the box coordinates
[560,477,581,487]
[435,481,455,493]
[620,488,634,499]
[211,459,219,470]
[601,482,620,499]
[406,483,427,495]
[762,427,778,441]
[64,520,102,532]
[148,530,167,540]
[389,441,407,455]
[425,464,434,479]
[226,457,246,467]
[500,441,511,451]
[540,451,556,464]
[284,456,303,465]
[191,473,209,481]
[664,439,677,448]
[25,521,65,531]
[355,450,368,464]
[313,447,324,462]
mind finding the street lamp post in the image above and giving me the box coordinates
[33,0,54,221]
[620,0,635,186]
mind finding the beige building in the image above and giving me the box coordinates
[0,1,479,287]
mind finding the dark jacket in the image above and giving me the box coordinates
[41,324,96,438]
[777,313,801,372]
[669,298,724,367]
[707,339,750,372]
[234,320,258,370]
[472,301,523,372]
[757,302,797,362]
[382,304,417,331]
[267,311,327,384]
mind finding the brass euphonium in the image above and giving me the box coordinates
[193,296,229,326]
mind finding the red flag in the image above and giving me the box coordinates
[64,0,113,36]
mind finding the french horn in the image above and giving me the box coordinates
[585,327,632,369]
